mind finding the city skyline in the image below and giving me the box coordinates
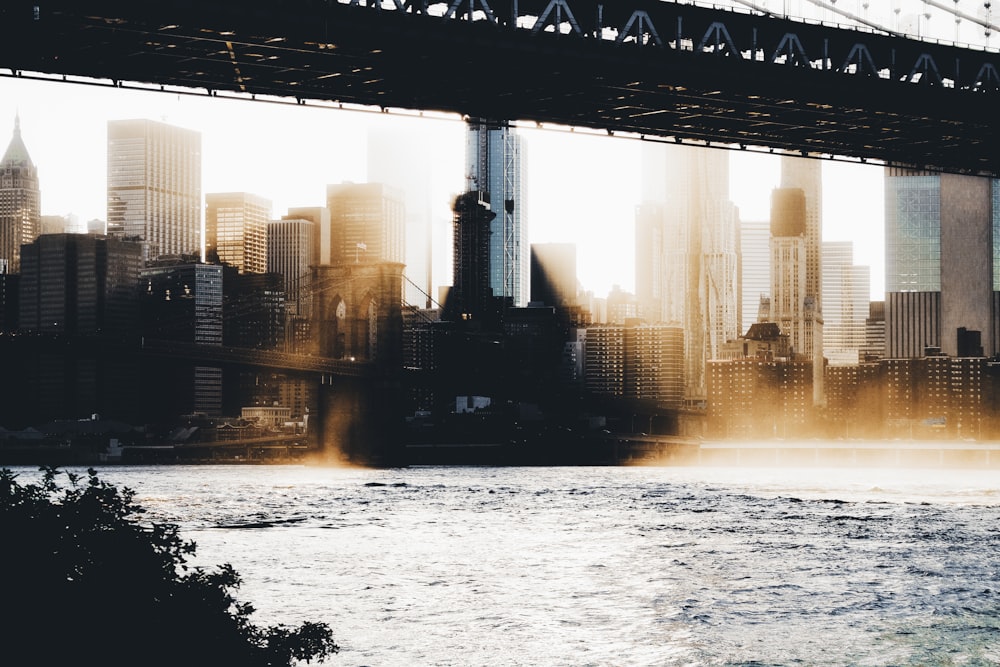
[0,75,884,299]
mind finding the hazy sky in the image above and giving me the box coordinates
[3,0,996,300]
[0,74,888,300]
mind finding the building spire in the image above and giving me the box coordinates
[2,112,32,166]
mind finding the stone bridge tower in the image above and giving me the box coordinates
[310,261,405,465]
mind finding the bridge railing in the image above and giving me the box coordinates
[331,0,1000,92]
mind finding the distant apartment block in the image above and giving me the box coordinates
[584,321,683,407]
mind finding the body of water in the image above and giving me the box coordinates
[13,462,1000,666]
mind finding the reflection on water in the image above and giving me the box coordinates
[12,462,1000,666]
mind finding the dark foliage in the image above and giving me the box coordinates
[0,467,338,666]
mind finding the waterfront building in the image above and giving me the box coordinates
[707,356,814,439]
[708,321,813,438]
[107,119,201,262]
[0,114,40,274]
[205,192,272,274]
[884,169,998,357]
[584,321,684,407]
[882,351,987,439]
[327,182,405,267]
[639,143,740,402]
[822,241,870,366]
[465,119,527,307]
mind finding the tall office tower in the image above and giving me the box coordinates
[140,259,223,416]
[286,206,329,266]
[740,218,771,336]
[465,119,527,307]
[326,182,405,267]
[0,114,40,274]
[887,169,998,358]
[19,234,143,338]
[770,188,822,364]
[107,119,201,263]
[780,155,824,403]
[444,191,495,324]
[267,217,313,318]
[639,143,740,402]
[530,243,577,308]
[822,241,871,366]
[368,129,434,308]
[634,201,665,323]
[205,192,272,274]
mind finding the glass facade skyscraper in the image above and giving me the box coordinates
[885,173,941,293]
[107,119,201,263]
[638,143,740,402]
[205,192,272,274]
[465,119,526,307]
[884,169,997,358]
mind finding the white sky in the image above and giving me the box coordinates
[0,75,886,300]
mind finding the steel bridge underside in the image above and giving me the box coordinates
[2,0,999,174]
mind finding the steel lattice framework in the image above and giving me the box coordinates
[1,0,999,173]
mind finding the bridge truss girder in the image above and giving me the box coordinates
[0,0,997,174]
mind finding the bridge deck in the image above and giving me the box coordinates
[1,0,998,174]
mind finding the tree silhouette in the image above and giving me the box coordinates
[1,467,338,666]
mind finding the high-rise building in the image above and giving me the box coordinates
[639,144,740,402]
[327,182,405,267]
[780,156,824,403]
[286,206,330,266]
[740,218,771,335]
[884,169,997,358]
[205,192,272,274]
[368,129,434,308]
[140,260,223,415]
[634,201,665,323]
[770,187,821,363]
[584,321,684,407]
[822,241,870,366]
[267,217,313,318]
[465,119,527,307]
[19,233,142,338]
[863,301,886,361]
[0,114,40,274]
[107,119,201,262]
[444,191,495,325]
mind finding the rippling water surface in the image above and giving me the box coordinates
[17,463,1000,666]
